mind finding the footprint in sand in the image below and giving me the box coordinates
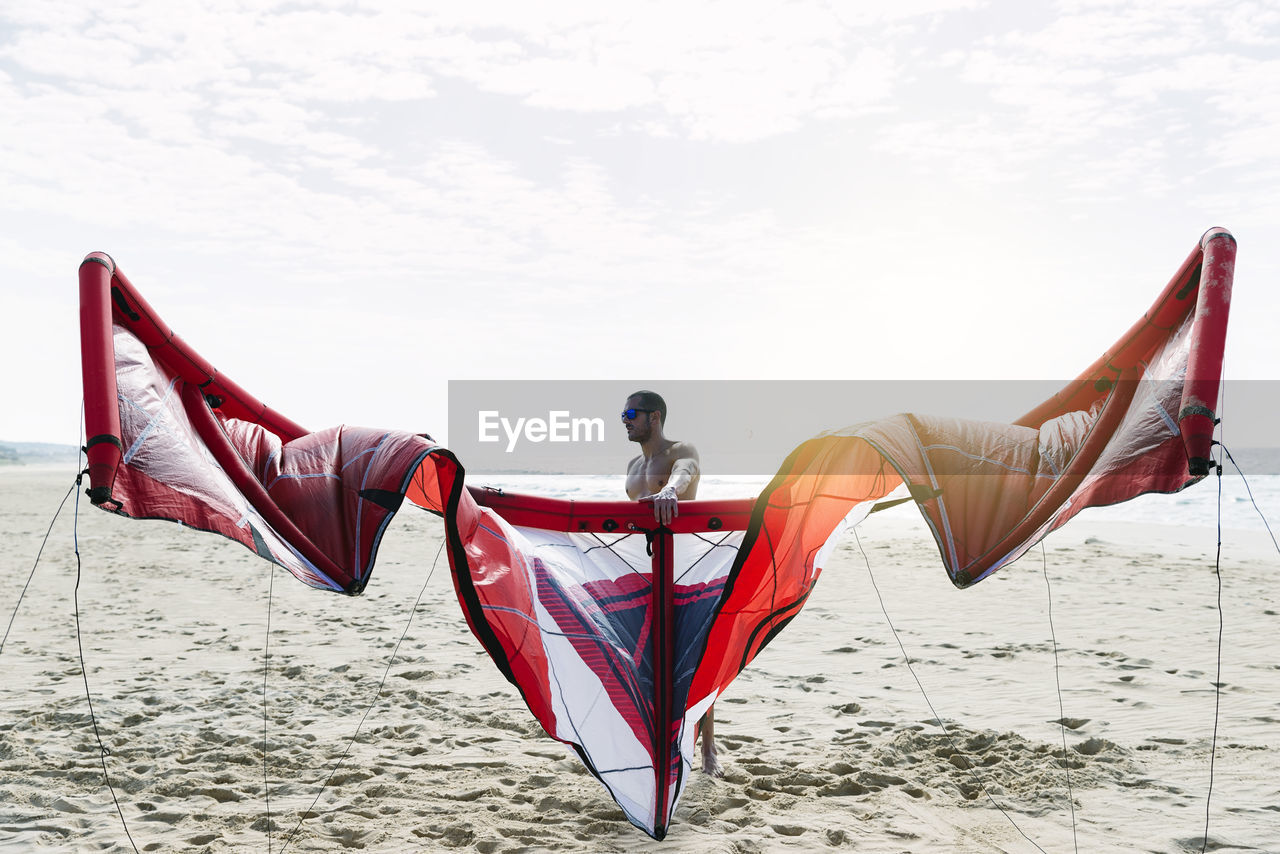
[818,778,867,796]
[771,823,806,836]
[1050,716,1091,730]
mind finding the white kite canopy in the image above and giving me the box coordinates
[443,489,752,836]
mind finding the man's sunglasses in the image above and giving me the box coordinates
[621,408,654,420]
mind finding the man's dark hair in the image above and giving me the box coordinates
[629,390,667,425]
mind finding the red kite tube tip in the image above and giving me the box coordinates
[1200,227,1235,249]
[80,252,116,273]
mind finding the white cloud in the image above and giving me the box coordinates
[868,0,1280,211]
[1,1,923,144]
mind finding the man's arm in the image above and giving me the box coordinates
[663,456,699,496]
[639,446,699,525]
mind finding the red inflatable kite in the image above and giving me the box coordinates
[77,228,1235,838]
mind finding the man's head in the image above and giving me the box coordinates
[622,390,667,444]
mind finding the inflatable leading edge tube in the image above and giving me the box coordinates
[77,252,312,506]
[1014,227,1235,477]
[1180,227,1236,476]
[79,253,123,505]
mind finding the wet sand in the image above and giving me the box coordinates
[1,465,1276,852]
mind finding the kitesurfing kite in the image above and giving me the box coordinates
[77,228,1235,839]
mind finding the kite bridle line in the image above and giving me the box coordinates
[1202,439,1224,854]
[262,558,277,853]
[276,525,446,854]
[68,431,143,854]
[1198,437,1280,854]
[1191,353,1280,853]
[0,462,140,850]
[53,452,448,853]
[1,403,91,656]
[1217,444,1280,555]
[852,527,1051,854]
[14,456,449,853]
[853,430,1280,854]
[1040,543,1079,854]
[0,478,78,658]
[1195,369,1226,854]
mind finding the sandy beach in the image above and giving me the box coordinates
[1,463,1276,852]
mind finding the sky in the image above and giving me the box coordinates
[2,0,1278,448]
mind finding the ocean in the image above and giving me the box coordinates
[465,468,1280,535]
[12,442,1275,537]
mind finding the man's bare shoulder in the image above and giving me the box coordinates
[665,440,700,462]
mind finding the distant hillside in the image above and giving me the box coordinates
[0,442,81,466]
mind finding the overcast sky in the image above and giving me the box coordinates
[2,0,1277,447]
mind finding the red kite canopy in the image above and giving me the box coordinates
[77,228,1234,838]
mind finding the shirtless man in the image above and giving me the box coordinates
[622,390,723,777]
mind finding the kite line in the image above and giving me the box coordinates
[72,464,143,854]
[277,529,446,853]
[1199,441,1280,854]
[0,476,76,656]
[263,558,277,853]
[0,425,143,851]
[853,527,1050,854]
[1041,543,1079,854]
[1200,443,1224,854]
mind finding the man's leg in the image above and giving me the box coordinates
[699,704,723,777]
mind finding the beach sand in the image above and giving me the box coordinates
[1,464,1276,852]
